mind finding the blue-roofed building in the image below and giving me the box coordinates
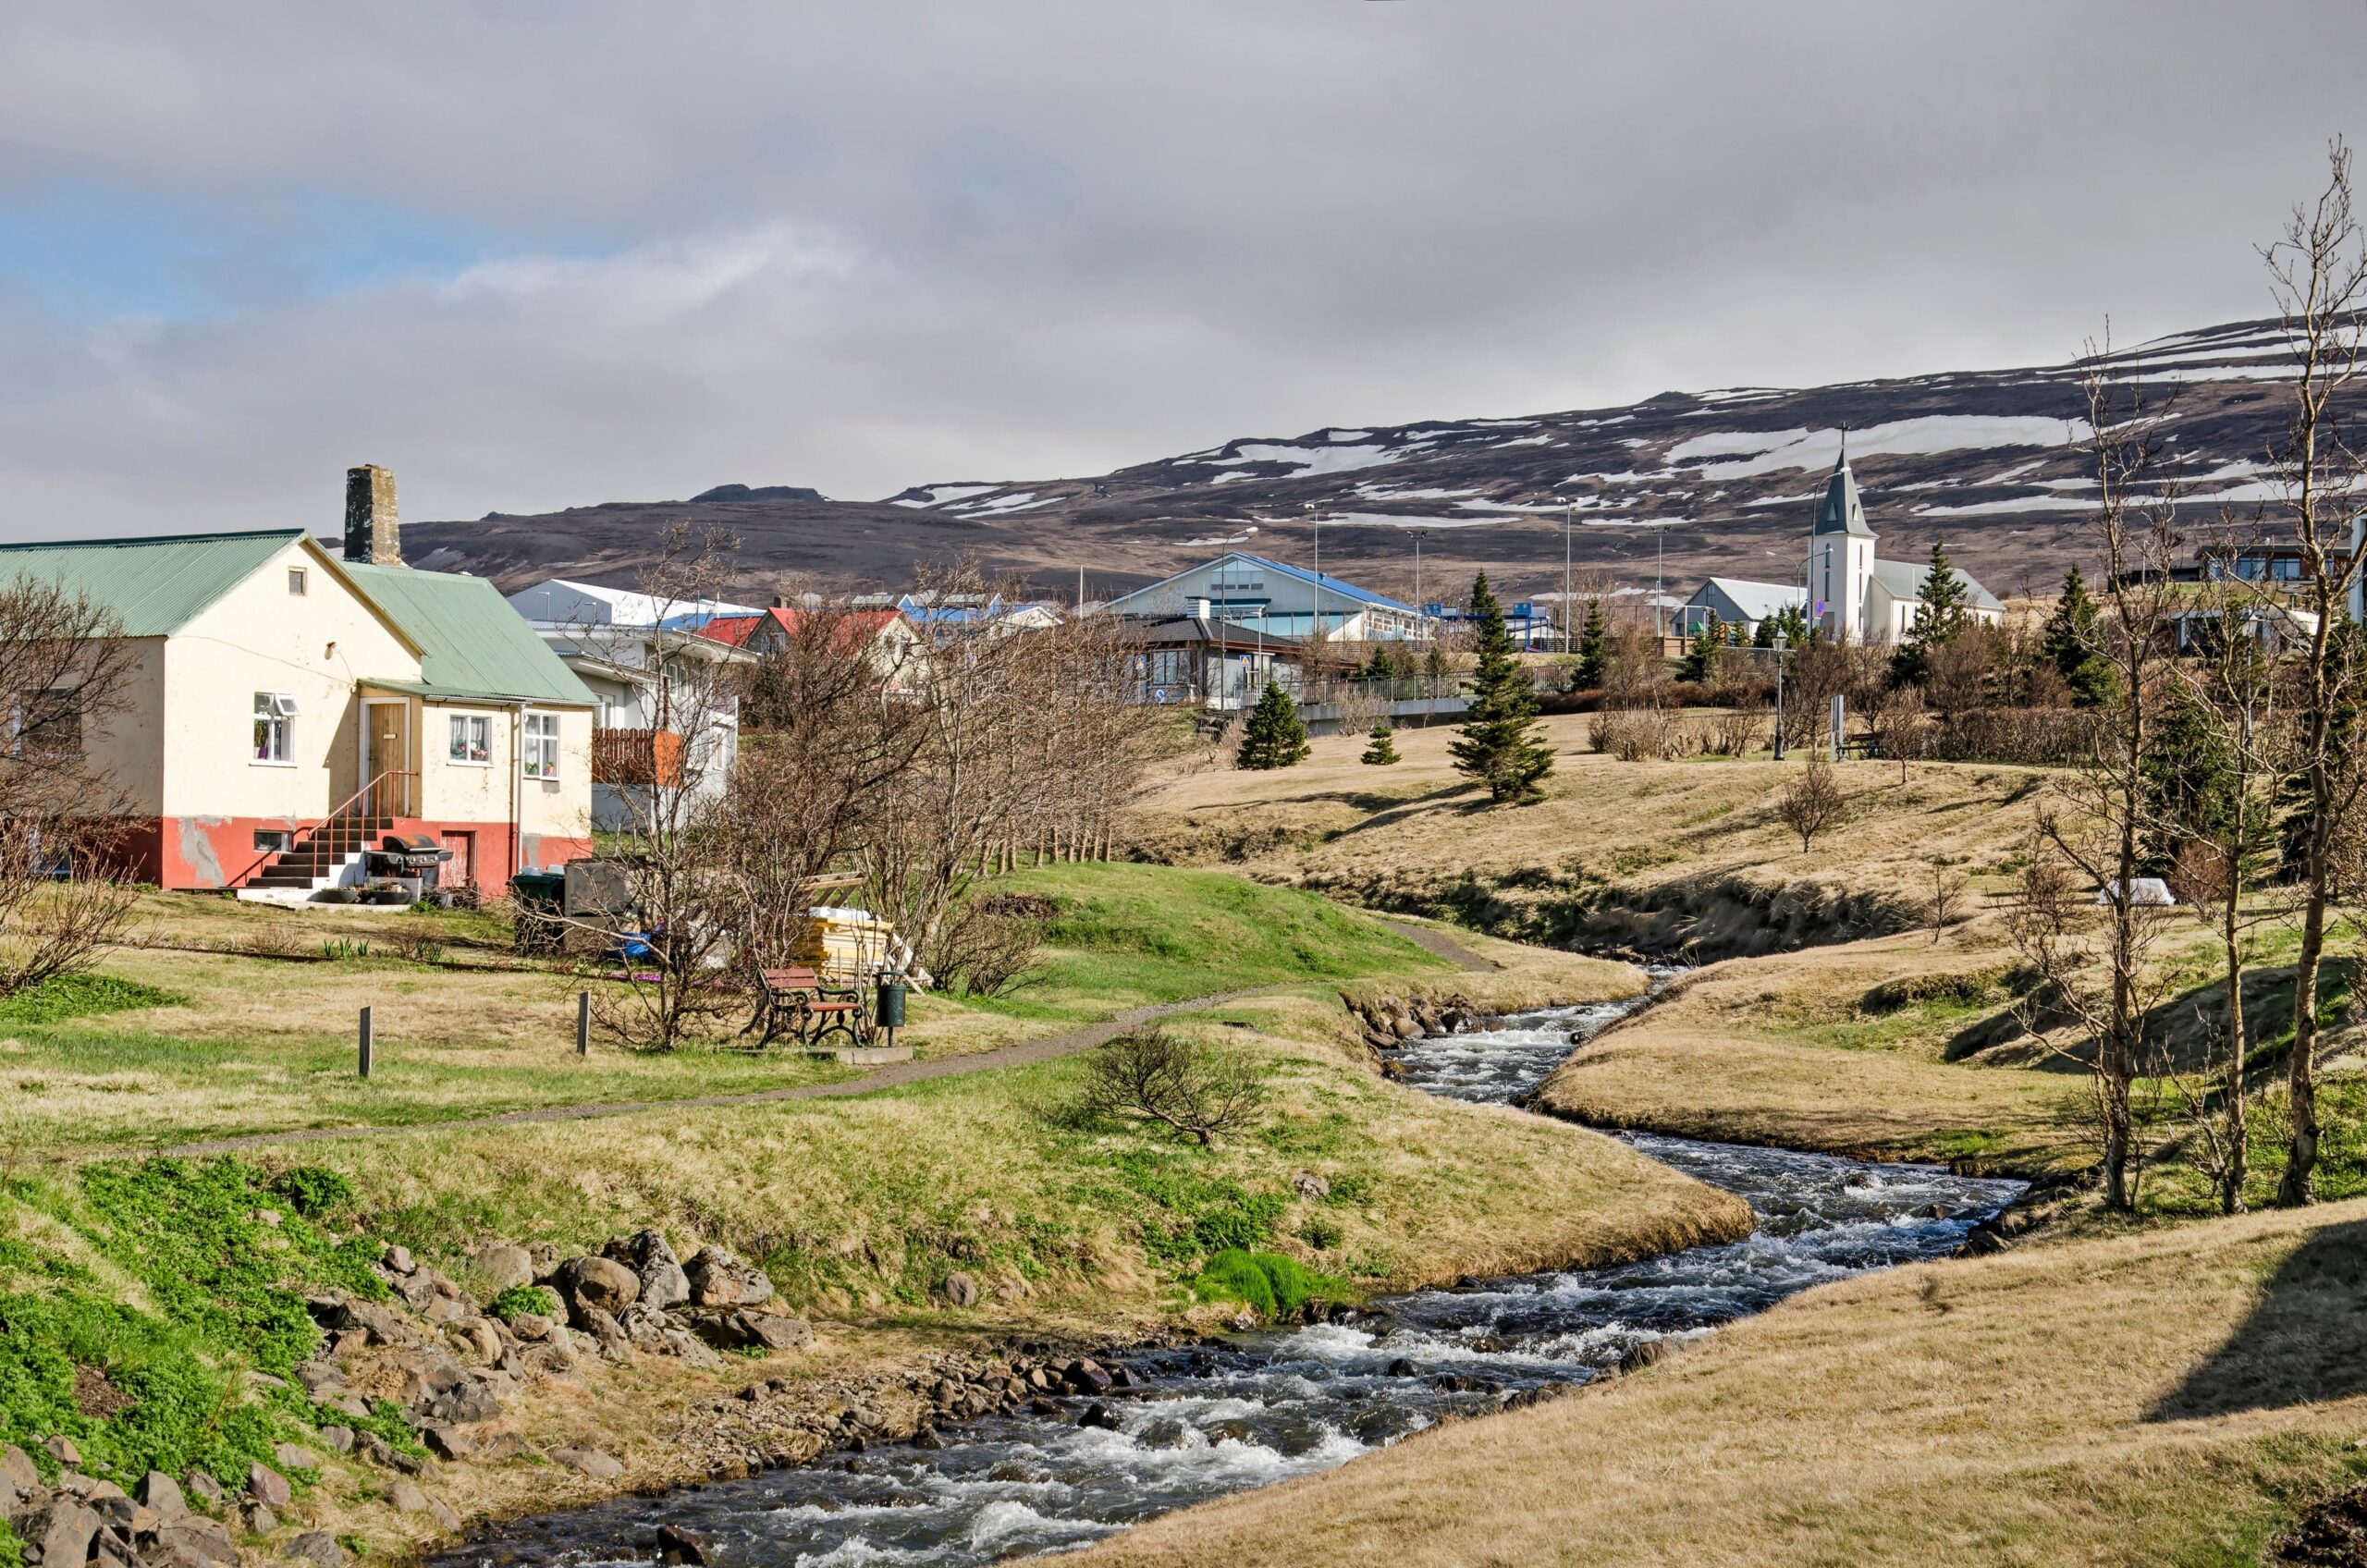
[1098,553,1434,643]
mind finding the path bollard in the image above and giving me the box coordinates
[358,1005,374,1079]
[576,991,591,1057]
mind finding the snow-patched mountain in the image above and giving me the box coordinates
[407,319,2328,604]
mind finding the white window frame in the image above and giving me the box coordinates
[288,567,309,596]
[448,713,492,766]
[521,712,560,780]
[253,692,296,766]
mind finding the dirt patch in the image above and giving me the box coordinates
[2270,1481,2367,1565]
[72,1364,133,1418]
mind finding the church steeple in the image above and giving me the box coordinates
[1810,429,1874,539]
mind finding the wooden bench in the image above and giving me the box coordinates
[743,966,866,1048]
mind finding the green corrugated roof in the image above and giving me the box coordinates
[342,561,596,707]
[0,529,312,636]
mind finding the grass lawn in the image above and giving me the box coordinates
[0,867,1489,1155]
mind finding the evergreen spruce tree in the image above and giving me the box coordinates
[1363,645,1395,681]
[1572,599,1609,691]
[1450,571,1555,803]
[2040,564,2117,706]
[1757,602,1810,651]
[1360,723,1400,766]
[1235,680,1310,770]
[1678,613,1722,683]
[2141,684,2238,875]
[1889,539,1973,686]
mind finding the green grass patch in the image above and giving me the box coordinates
[952,863,1448,1023]
[1,1157,389,1488]
[487,1285,560,1323]
[1193,1249,1343,1320]
[0,973,178,1025]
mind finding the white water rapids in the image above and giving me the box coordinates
[445,974,2023,1567]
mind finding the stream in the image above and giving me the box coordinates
[446,979,2024,1568]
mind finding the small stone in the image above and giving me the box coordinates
[271,1445,319,1475]
[185,1472,225,1508]
[1077,1402,1120,1429]
[655,1524,709,1565]
[429,1497,460,1532]
[739,1315,814,1353]
[43,1436,80,1467]
[284,1529,346,1566]
[252,1208,283,1228]
[940,1271,979,1308]
[82,1482,134,1525]
[473,1433,527,1464]
[1293,1170,1331,1200]
[387,1481,432,1515]
[156,1518,239,1567]
[138,1472,188,1519]
[294,1364,345,1398]
[509,1312,553,1342]
[315,1427,354,1456]
[1,1446,36,1493]
[383,1244,416,1275]
[420,1426,474,1461]
[247,1464,293,1511]
[471,1243,535,1293]
[556,1256,639,1317]
[244,1502,278,1535]
[549,1447,622,1481]
[30,1501,101,1568]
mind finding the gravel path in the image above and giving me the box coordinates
[1377,917,1495,973]
[157,984,1300,1158]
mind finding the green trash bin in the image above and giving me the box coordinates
[875,981,908,1031]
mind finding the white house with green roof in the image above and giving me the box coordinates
[0,467,595,894]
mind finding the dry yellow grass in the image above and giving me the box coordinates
[1133,714,2048,944]
[1079,1198,2367,1568]
[1536,930,2092,1171]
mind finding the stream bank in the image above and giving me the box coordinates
[435,986,2023,1568]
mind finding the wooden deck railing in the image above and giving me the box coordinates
[593,728,685,786]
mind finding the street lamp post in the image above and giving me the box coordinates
[1563,502,1575,654]
[1772,628,1789,761]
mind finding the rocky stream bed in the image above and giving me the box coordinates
[432,974,2027,1568]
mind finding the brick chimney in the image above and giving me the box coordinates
[344,465,400,566]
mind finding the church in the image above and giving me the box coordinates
[1675,442,2005,645]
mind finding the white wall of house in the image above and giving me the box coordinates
[159,539,421,818]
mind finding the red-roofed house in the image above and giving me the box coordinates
[696,603,926,693]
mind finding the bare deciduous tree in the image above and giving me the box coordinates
[0,576,142,996]
[1926,856,1970,944]
[2252,141,2367,1206]
[1078,1027,1266,1145]
[1774,756,1850,851]
[2011,334,2185,1210]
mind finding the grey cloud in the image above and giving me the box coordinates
[0,1,2361,536]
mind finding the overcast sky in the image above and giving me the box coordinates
[2,2,2361,539]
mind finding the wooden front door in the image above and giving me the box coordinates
[443,831,476,888]
[362,700,413,816]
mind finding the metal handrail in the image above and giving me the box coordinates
[227,767,420,889]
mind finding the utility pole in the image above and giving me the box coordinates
[1654,526,1665,643]
[1563,502,1575,653]
[1306,501,1321,643]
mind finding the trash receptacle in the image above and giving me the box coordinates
[875,980,907,1031]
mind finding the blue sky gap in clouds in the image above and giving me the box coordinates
[0,182,606,322]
